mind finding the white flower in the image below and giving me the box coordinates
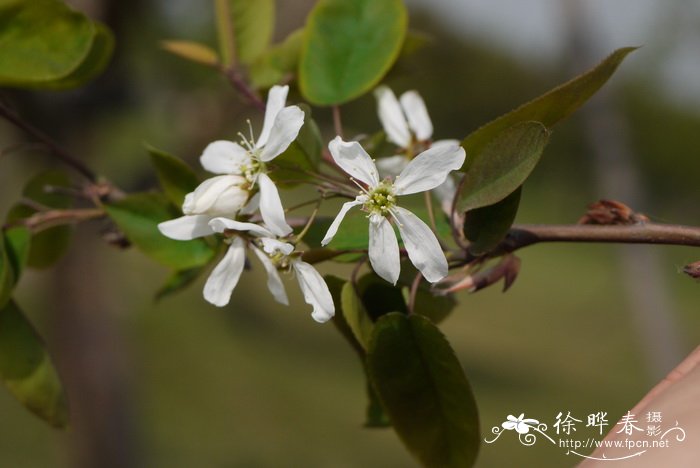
[204,218,335,323]
[321,136,465,285]
[199,85,304,237]
[502,414,540,434]
[374,86,461,214]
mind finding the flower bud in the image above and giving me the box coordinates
[182,175,248,216]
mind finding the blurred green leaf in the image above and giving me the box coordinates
[0,300,69,428]
[229,0,274,65]
[41,21,114,90]
[249,28,304,89]
[160,40,219,67]
[6,170,74,269]
[457,122,549,213]
[367,313,480,468]
[269,104,323,187]
[0,0,101,87]
[3,226,31,288]
[0,235,13,308]
[340,281,374,351]
[155,267,203,302]
[299,0,408,105]
[104,193,215,270]
[147,145,199,208]
[463,188,521,255]
[460,47,637,169]
[365,380,391,428]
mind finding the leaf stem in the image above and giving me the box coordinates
[332,105,343,138]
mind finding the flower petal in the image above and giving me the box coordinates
[158,215,214,240]
[376,155,409,178]
[239,192,260,215]
[260,106,305,161]
[203,237,246,307]
[257,84,289,148]
[368,214,400,285]
[252,246,289,305]
[259,237,294,256]
[209,217,274,238]
[292,260,335,323]
[374,86,411,148]
[393,144,465,195]
[399,90,433,141]
[431,175,458,215]
[394,207,447,283]
[321,199,364,246]
[182,175,248,216]
[328,137,379,187]
[200,140,249,175]
[257,173,293,237]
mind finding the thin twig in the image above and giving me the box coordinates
[4,208,105,233]
[407,272,423,315]
[0,100,97,182]
[223,68,265,111]
[332,105,343,138]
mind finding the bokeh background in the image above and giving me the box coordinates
[0,0,699,466]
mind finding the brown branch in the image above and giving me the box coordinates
[4,208,105,233]
[222,68,265,111]
[501,223,700,253]
[0,100,98,182]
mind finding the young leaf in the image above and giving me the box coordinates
[104,192,215,270]
[160,40,219,67]
[456,121,549,213]
[249,28,304,89]
[147,145,200,208]
[229,0,275,65]
[367,313,480,468]
[3,226,31,288]
[155,267,203,302]
[41,21,114,90]
[340,281,374,351]
[0,0,95,87]
[299,0,408,105]
[0,300,69,428]
[460,47,637,169]
[463,188,521,255]
[0,235,13,308]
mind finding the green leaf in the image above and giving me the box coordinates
[269,104,323,187]
[367,313,480,468]
[3,226,31,288]
[229,0,274,65]
[365,380,391,428]
[457,122,549,213]
[0,300,69,428]
[155,267,203,302]
[340,281,374,351]
[299,0,408,105]
[249,28,304,89]
[463,188,521,255]
[41,21,114,90]
[0,0,97,87]
[104,192,215,270]
[161,40,219,67]
[460,47,637,169]
[0,235,13,308]
[6,170,74,269]
[147,145,200,208]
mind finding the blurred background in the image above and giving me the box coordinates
[0,0,698,466]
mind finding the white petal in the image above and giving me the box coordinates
[376,155,409,178]
[260,106,304,161]
[292,260,335,323]
[252,246,289,305]
[321,199,364,246]
[200,140,249,175]
[259,237,294,256]
[432,175,458,215]
[239,192,260,215]
[257,173,292,237]
[182,175,248,216]
[158,215,213,240]
[257,85,289,148]
[394,207,447,283]
[328,137,379,187]
[431,138,461,149]
[208,217,274,238]
[394,144,466,195]
[374,86,411,148]
[399,90,433,141]
[368,214,400,285]
[203,238,246,307]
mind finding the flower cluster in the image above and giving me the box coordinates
[159,85,465,323]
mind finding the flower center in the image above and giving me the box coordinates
[237,120,265,183]
[364,181,397,217]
